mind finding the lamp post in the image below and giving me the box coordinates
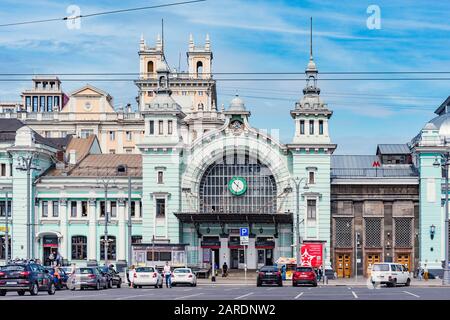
[433,154,450,285]
[286,177,309,267]
[16,153,37,260]
[5,191,9,262]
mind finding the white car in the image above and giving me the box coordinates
[370,263,411,287]
[132,266,163,289]
[171,268,197,287]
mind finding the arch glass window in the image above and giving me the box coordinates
[196,61,203,76]
[71,236,87,260]
[147,61,154,73]
[199,153,277,214]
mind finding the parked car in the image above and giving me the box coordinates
[69,267,108,290]
[132,266,163,288]
[171,268,197,287]
[257,265,282,287]
[45,266,69,290]
[0,262,56,296]
[60,266,74,276]
[370,263,411,287]
[98,266,122,288]
[292,266,317,287]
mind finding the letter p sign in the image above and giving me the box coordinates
[66,5,81,30]
[366,4,381,30]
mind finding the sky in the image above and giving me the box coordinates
[0,0,449,154]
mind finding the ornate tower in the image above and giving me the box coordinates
[187,34,213,79]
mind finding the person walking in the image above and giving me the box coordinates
[48,252,55,267]
[423,264,429,281]
[128,265,135,287]
[222,262,228,277]
[417,266,423,281]
[56,252,62,266]
[163,262,172,288]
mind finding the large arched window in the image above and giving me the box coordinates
[196,61,203,77]
[147,61,154,74]
[71,236,87,260]
[199,153,277,214]
[100,235,116,260]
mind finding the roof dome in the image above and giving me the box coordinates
[423,122,438,130]
[427,113,450,137]
[228,95,246,112]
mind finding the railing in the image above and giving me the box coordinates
[331,167,418,178]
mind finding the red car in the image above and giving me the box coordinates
[292,267,317,287]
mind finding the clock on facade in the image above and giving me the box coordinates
[228,176,247,196]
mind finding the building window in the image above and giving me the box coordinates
[110,201,117,218]
[158,120,164,135]
[52,201,59,217]
[32,96,38,112]
[0,201,11,217]
[309,120,314,135]
[81,201,88,217]
[0,163,6,176]
[60,131,67,138]
[125,148,133,154]
[40,96,45,111]
[25,96,31,109]
[100,201,106,217]
[157,171,164,184]
[47,96,53,112]
[80,129,93,138]
[70,201,77,218]
[156,199,165,218]
[109,149,116,154]
[71,236,87,260]
[131,201,136,217]
[300,120,305,135]
[147,61,154,73]
[99,236,116,260]
[54,96,60,108]
[126,131,132,141]
[132,235,142,244]
[319,120,324,135]
[109,131,115,141]
[307,199,316,220]
[139,201,142,218]
[44,131,51,138]
[198,91,203,96]
[168,120,173,135]
[42,201,48,217]
[309,171,315,184]
[149,121,154,135]
[182,91,187,96]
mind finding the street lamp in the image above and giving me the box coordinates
[433,154,450,285]
[286,177,309,267]
[16,153,38,260]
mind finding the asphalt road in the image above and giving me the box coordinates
[0,284,449,300]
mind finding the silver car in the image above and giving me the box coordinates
[68,267,108,290]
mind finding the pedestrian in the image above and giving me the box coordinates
[163,261,172,288]
[222,262,228,277]
[56,252,62,266]
[423,264,429,281]
[48,252,55,266]
[54,267,62,290]
[417,266,423,281]
[128,265,135,287]
[318,267,323,282]
[281,264,286,280]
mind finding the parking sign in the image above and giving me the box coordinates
[240,228,249,237]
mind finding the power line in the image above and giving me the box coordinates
[1,78,450,82]
[0,0,207,28]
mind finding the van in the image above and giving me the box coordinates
[370,263,411,287]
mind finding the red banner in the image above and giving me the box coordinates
[300,243,323,268]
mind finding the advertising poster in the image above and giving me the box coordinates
[300,242,323,268]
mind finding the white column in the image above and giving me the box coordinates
[59,199,68,261]
[247,237,257,269]
[76,201,81,218]
[117,199,126,262]
[118,130,124,153]
[88,199,97,262]
[219,237,229,268]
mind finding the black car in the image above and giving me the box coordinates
[257,265,282,287]
[98,266,122,288]
[0,262,56,296]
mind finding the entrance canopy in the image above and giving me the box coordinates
[174,212,293,224]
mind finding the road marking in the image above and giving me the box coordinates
[224,288,236,291]
[115,294,152,300]
[294,292,304,299]
[348,287,352,290]
[174,293,204,300]
[403,291,420,298]
[266,287,276,291]
[234,292,254,300]
[308,287,312,290]
[58,294,108,300]
[351,291,358,299]
[183,288,193,292]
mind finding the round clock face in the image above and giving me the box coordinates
[228,177,247,196]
